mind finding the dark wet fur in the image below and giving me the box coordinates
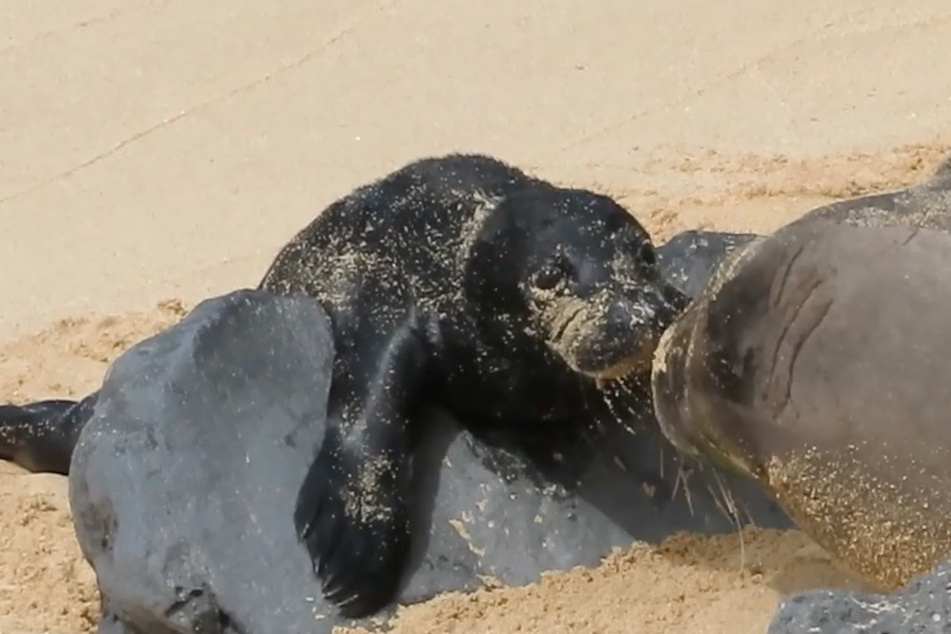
[0,392,98,475]
[257,153,678,617]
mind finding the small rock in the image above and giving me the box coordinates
[768,559,951,634]
[656,229,760,299]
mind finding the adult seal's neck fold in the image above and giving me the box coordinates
[650,238,767,478]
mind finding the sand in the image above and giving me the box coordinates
[2,1,951,632]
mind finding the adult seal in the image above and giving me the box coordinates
[794,149,951,232]
[2,153,685,618]
[651,213,951,592]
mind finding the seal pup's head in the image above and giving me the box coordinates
[468,185,685,381]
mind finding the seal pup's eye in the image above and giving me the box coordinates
[532,264,565,291]
[638,243,657,268]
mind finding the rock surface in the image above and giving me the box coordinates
[768,559,951,634]
[67,233,791,633]
[656,229,760,299]
[68,289,338,633]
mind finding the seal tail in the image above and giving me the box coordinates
[0,391,99,475]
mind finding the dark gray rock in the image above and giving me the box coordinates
[67,285,790,634]
[68,289,337,634]
[656,229,760,299]
[768,559,951,634]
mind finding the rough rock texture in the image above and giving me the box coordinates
[768,559,951,634]
[656,229,760,299]
[66,236,791,633]
[68,289,338,633]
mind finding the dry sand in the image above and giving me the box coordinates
[2,1,951,632]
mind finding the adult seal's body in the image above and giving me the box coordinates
[651,214,951,591]
[2,153,684,618]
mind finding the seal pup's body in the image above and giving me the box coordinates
[1,153,685,619]
[258,153,681,616]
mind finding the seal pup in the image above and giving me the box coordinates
[258,153,684,617]
[651,215,951,591]
[1,153,686,618]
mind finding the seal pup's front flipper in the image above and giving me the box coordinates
[294,316,429,619]
[0,391,99,474]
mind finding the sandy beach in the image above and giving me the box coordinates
[2,1,951,632]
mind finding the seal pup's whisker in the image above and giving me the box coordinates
[671,462,695,517]
[710,468,747,571]
[597,387,640,439]
[596,375,654,438]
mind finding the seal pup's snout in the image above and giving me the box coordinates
[572,285,676,380]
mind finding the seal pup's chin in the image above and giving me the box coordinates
[558,338,657,384]
[583,347,654,382]
[542,292,675,383]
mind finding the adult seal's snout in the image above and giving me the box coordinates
[650,314,696,456]
[651,236,764,471]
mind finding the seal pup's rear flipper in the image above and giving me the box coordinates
[0,391,98,474]
[294,317,429,619]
